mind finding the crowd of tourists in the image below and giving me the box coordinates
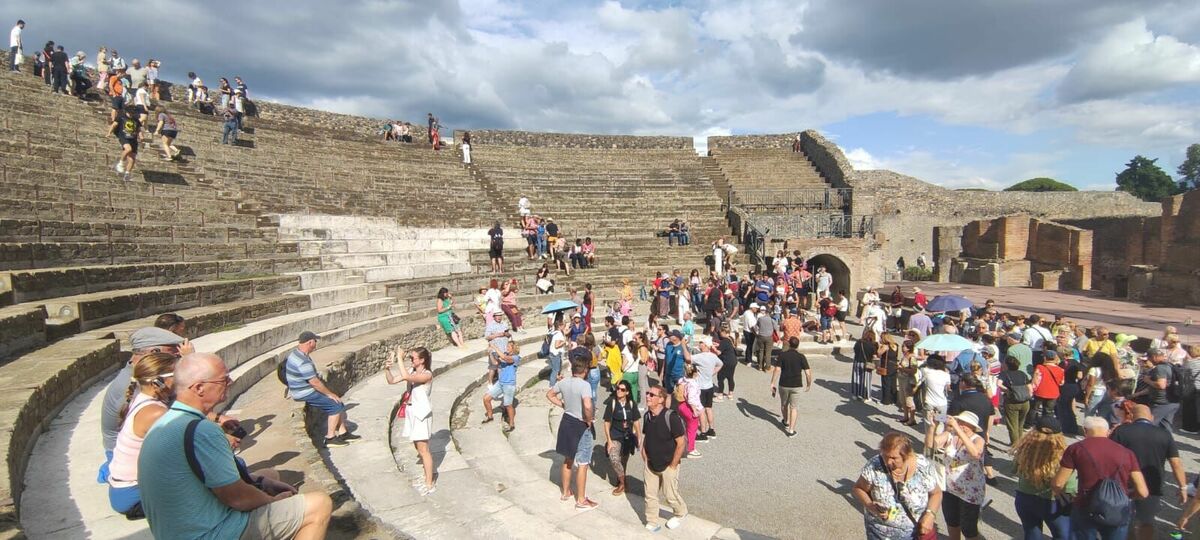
[7,18,259,179]
[846,295,1200,539]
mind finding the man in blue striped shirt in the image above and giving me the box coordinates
[285,331,359,447]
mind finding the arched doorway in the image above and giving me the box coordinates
[807,254,852,296]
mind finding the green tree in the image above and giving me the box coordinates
[1004,177,1077,192]
[1177,143,1200,190]
[1115,155,1181,202]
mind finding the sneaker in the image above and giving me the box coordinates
[666,516,684,529]
[575,498,599,512]
[687,450,702,458]
[713,395,724,402]
[123,172,132,181]
[339,432,362,442]
[696,432,709,442]
[786,430,797,438]
[324,436,349,448]
[115,161,125,173]
[645,523,662,533]
[419,484,437,496]
[705,429,716,438]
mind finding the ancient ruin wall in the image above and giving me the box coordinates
[458,130,693,149]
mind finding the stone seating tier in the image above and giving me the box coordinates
[0,239,301,271]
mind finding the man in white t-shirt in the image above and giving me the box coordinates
[690,337,724,440]
[1021,314,1053,358]
[9,20,24,72]
[741,303,760,365]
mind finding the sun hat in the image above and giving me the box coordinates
[1114,333,1138,348]
[949,411,981,431]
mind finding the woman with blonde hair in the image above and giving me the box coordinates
[107,352,177,517]
[385,347,436,495]
[1011,415,1075,539]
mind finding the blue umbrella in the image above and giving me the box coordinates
[925,294,973,313]
[541,300,580,314]
[915,333,974,352]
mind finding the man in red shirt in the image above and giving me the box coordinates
[1053,416,1149,538]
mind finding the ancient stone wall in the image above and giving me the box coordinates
[855,169,1159,269]
[941,215,1093,290]
[707,133,797,150]
[458,130,692,149]
[800,130,854,190]
[1058,216,1159,296]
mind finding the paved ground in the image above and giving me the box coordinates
[557,343,1200,540]
[888,281,1199,341]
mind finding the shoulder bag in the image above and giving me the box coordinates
[882,459,937,540]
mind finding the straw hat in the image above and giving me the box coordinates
[949,411,981,431]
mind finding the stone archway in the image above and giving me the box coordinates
[807,253,852,296]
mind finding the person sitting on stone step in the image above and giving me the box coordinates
[284,331,361,447]
[581,237,596,267]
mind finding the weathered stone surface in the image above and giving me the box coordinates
[0,305,46,360]
[459,129,692,149]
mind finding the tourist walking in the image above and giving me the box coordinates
[897,341,920,425]
[919,356,951,453]
[604,379,641,496]
[753,306,778,371]
[220,101,238,144]
[1030,350,1064,424]
[482,341,520,432]
[385,347,436,495]
[153,105,182,161]
[488,221,504,274]
[548,353,599,511]
[435,287,465,347]
[999,355,1033,446]
[879,334,900,407]
[1135,348,1181,430]
[771,337,812,437]
[663,330,689,391]
[716,327,738,401]
[109,107,141,181]
[934,411,987,540]
[546,319,568,385]
[1052,416,1149,538]
[461,130,472,164]
[636,332,653,404]
[8,20,23,72]
[852,432,941,540]
[1012,415,1075,539]
[642,383,688,531]
[691,337,723,438]
[676,363,703,453]
[852,330,880,401]
[1109,404,1187,540]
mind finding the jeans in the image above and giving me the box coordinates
[536,235,547,257]
[668,232,679,246]
[587,367,600,400]
[1151,402,1181,432]
[8,46,17,71]
[222,121,238,144]
[1068,505,1128,540]
[51,68,68,94]
[548,353,562,387]
[679,232,690,245]
[1015,490,1070,539]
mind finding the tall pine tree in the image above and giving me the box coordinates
[1116,155,1181,202]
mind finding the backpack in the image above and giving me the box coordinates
[1079,444,1132,527]
[821,300,837,317]
[1166,363,1192,403]
[540,333,552,358]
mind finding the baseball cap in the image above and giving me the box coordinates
[670,330,684,339]
[750,303,760,310]
[298,331,320,343]
[130,327,185,350]
[1006,332,1023,341]
[1035,415,1062,434]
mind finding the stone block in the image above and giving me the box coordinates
[1032,271,1062,290]
[0,306,46,360]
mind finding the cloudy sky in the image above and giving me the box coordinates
[10,0,1200,190]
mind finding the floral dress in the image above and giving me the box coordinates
[942,433,986,505]
[859,455,938,540]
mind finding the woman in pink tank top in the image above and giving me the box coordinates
[108,352,177,517]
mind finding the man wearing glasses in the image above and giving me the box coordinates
[139,353,333,539]
[642,384,687,532]
[99,326,194,483]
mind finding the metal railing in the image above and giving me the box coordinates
[741,213,876,239]
[742,220,769,268]
[729,188,851,210]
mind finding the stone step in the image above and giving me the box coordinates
[286,268,359,290]
[286,283,370,309]
[359,261,472,283]
[0,304,47,361]
[73,293,311,345]
[319,250,462,270]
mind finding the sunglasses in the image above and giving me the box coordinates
[616,387,628,392]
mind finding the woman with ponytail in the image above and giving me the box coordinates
[108,352,178,518]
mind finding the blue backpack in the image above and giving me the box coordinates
[1079,445,1131,527]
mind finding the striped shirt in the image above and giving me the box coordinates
[285,349,318,400]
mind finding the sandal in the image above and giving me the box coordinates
[612,485,625,496]
[560,491,574,501]
[482,416,494,424]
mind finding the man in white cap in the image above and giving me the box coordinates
[742,303,760,365]
[99,326,194,482]
[690,336,723,441]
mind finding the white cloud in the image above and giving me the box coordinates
[1059,18,1200,102]
[844,148,882,170]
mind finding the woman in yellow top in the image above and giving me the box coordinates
[602,338,623,385]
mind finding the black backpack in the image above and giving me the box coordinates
[1001,371,1032,404]
[1166,363,1193,403]
[1078,444,1132,527]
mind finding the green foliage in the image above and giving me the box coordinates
[1004,177,1077,192]
[1116,155,1182,202]
[1177,143,1200,191]
[903,266,934,281]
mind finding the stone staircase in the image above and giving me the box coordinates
[708,148,828,191]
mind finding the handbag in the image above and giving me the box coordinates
[450,312,461,325]
[395,389,413,419]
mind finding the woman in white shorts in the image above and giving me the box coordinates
[385,347,435,495]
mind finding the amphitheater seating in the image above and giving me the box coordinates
[709,148,829,191]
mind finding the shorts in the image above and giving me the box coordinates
[160,129,178,139]
[110,96,124,109]
[108,483,141,513]
[1133,495,1161,525]
[134,104,147,116]
[819,316,832,330]
[489,246,503,259]
[299,392,345,415]
[779,385,802,410]
[487,382,516,406]
[574,426,594,465]
[941,492,981,538]
[239,494,305,540]
[835,312,847,322]
[924,403,947,425]
[700,387,715,408]
[119,137,139,154]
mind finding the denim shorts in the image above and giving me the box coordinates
[301,392,345,415]
[575,426,594,464]
[488,382,516,406]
